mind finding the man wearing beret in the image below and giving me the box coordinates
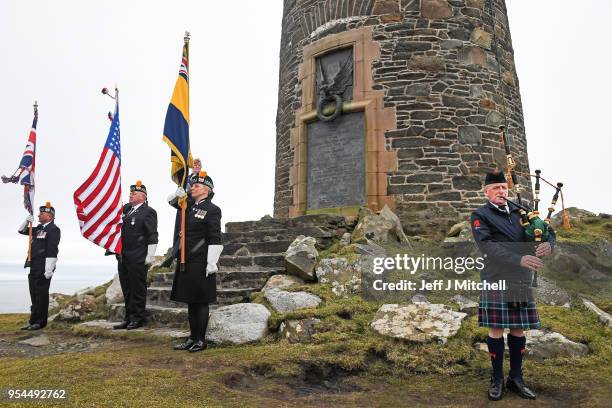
[113,181,158,330]
[471,171,555,401]
[18,202,61,331]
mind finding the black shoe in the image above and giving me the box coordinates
[20,324,32,330]
[113,321,130,330]
[506,376,536,400]
[188,340,207,353]
[173,339,195,350]
[126,321,143,330]
[488,377,504,401]
[27,323,42,331]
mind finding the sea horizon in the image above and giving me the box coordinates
[0,261,116,313]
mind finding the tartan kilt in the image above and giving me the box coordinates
[478,290,541,329]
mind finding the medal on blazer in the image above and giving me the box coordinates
[194,209,207,219]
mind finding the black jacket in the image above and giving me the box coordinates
[170,196,222,263]
[120,203,158,263]
[19,221,61,273]
[471,201,556,282]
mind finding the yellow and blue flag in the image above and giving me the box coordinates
[163,38,193,187]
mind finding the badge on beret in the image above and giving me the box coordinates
[39,201,55,216]
[130,180,147,194]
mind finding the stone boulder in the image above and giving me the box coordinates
[284,235,318,281]
[316,258,362,297]
[443,220,474,244]
[279,318,321,344]
[206,303,270,345]
[536,276,570,306]
[411,294,430,304]
[75,287,96,298]
[19,334,50,347]
[265,288,322,313]
[105,273,124,304]
[262,274,305,292]
[475,330,590,360]
[451,295,478,314]
[582,299,612,327]
[352,206,408,244]
[48,293,67,311]
[519,330,589,360]
[56,295,97,322]
[370,303,467,344]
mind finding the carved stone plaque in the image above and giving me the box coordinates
[315,47,353,111]
[307,111,365,210]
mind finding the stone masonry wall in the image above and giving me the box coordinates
[275,0,532,236]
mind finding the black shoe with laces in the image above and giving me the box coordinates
[506,376,536,400]
[173,339,195,351]
[488,376,504,401]
[188,340,207,353]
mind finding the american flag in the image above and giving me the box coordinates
[2,107,37,214]
[73,99,123,253]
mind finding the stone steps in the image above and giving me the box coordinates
[108,303,189,328]
[147,286,257,307]
[219,254,285,269]
[222,226,334,244]
[123,215,350,329]
[222,240,293,256]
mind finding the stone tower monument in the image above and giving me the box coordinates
[274,0,531,236]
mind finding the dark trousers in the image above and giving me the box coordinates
[28,273,51,327]
[187,303,210,342]
[118,261,148,323]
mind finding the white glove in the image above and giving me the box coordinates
[206,245,224,277]
[18,215,35,232]
[145,244,157,265]
[167,187,187,204]
[44,257,57,279]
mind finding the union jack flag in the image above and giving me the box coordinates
[2,106,37,215]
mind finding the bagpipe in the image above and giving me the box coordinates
[498,125,570,242]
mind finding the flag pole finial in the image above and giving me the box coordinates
[184,31,191,44]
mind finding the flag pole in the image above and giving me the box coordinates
[27,100,38,264]
[179,31,190,273]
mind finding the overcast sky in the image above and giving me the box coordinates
[0,0,609,265]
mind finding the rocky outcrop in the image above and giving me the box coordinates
[265,289,322,313]
[370,303,467,344]
[284,236,319,281]
[582,299,612,327]
[262,274,305,292]
[450,295,478,314]
[536,276,570,306]
[55,295,97,322]
[105,273,124,304]
[279,318,321,343]
[316,258,362,297]
[475,330,590,360]
[521,330,589,360]
[206,303,270,345]
[352,206,408,244]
